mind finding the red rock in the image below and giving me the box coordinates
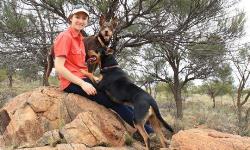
[0,87,128,148]
[170,128,250,150]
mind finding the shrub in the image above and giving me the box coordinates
[0,89,17,108]
[0,69,7,82]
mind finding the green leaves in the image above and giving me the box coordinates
[228,12,245,37]
[48,0,65,6]
[2,4,28,37]
[172,0,193,17]
[238,44,250,62]
[188,34,225,67]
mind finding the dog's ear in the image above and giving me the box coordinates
[111,16,118,29]
[99,14,106,26]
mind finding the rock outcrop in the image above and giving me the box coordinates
[0,86,130,149]
[170,128,250,150]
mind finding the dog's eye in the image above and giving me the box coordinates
[103,25,108,28]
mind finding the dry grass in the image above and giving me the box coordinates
[0,76,59,108]
[157,93,250,136]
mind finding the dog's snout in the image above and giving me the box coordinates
[105,30,109,35]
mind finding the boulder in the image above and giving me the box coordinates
[0,86,128,148]
[17,143,144,150]
[170,128,250,150]
[60,111,125,147]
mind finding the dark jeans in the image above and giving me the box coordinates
[64,78,153,134]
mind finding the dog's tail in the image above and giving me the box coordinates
[150,100,174,133]
[45,46,54,85]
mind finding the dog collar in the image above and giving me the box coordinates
[101,65,119,72]
[97,36,114,55]
[97,36,108,48]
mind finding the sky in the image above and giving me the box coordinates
[191,0,250,86]
[239,0,250,43]
[234,0,250,87]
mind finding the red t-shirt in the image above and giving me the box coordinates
[54,27,88,90]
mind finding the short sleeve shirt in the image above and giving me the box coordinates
[54,27,88,90]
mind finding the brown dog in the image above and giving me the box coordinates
[45,15,118,85]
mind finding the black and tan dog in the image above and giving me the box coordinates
[81,48,174,149]
[45,15,118,84]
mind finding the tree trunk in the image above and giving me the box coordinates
[237,105,243,134]
[212,95,216,108]
[171,76,183,118]
[237,90,243,134]
[43,63,49,86]
[171,69,183,119]
[8,74,13,88]
[174,87,183,119]
[236,86,243,133]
